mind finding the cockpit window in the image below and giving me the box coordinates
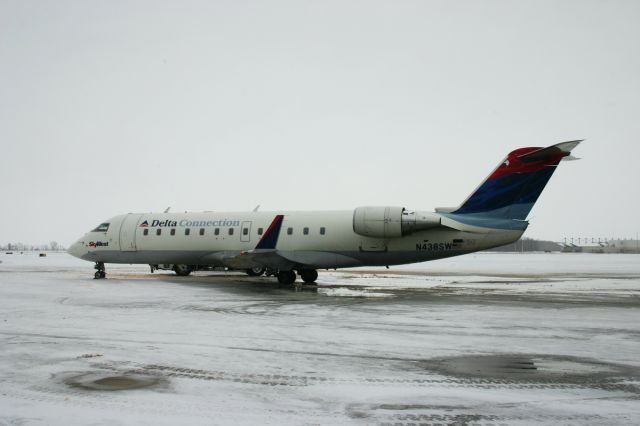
[92,223,110,232]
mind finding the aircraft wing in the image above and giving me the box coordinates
[202,214,362,270]
[206,214,298,270]
[222,249,297,270]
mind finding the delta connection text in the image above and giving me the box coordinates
[142,219,242,228]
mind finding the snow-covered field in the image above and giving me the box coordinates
[1,252,640,425]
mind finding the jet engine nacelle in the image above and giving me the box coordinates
[353,206,442,238]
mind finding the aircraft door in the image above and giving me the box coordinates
[240,221,251,243]
[119,214,144,251]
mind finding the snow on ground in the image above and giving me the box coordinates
[1,252,640,425]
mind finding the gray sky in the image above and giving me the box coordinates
[1,0,639,245]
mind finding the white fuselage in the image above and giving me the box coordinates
[68,210,524,270]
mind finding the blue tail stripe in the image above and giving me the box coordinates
[453,166,557,219]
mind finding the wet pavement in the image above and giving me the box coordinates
[1,252,640,425]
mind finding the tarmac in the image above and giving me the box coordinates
[1,252,639,425]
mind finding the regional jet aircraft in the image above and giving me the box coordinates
[68,141,581,285]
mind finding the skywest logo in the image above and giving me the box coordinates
[88,241,109,248]
[140,219,241,228]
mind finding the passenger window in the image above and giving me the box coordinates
[156,229,161,236]
[320,227,326,235]
[287,227,293,235]
[257,228,263,235]
[199,228,205,236]
[170,228,176,236]
[214,228,220,235]
[228,228,234,235]
[143,229,149,236]
[185,228,190,236]
[303,227,309,235]
[92,223,110,232]
[243,228,248,235]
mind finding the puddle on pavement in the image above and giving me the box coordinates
[64,372,165,391]
[420,354,640,384]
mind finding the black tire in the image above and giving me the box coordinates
[99,271,106,279]
[300,269,318,283]
[174,264,192,276]
[246,266,266,276]
[94,271,102,279]
[277,270,296,285]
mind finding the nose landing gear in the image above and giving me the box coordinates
[94,262,106,279]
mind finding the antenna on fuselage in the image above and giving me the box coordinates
[253,205,260,212]
[164,207,171,213]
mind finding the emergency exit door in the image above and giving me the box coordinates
[240,221,252,243]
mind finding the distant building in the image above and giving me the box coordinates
[489,238,563,252]
[561,239,640,254]
[491,237,640,254]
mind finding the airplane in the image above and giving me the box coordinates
[68,140,581,285]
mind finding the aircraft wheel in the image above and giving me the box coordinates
[300,269,318,283]
[246,266,266,276]
[277,270,296,285]
[174,264,193,276]
[94,262,106,279]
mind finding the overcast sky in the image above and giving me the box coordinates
[1,0,639,246]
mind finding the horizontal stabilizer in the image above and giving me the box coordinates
[518,140,582,163]
[435,207,457,214]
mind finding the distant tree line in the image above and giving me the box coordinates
[2,241,64,251]
[487,237,562,252]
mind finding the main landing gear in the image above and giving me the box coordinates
[173,264,193,276]
[276,269,318,285]
[94,262,106,279]
[277,270,297,285]
[246,266,266,277]
[299,269,318,284]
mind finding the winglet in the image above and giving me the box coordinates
[255,215,284,249]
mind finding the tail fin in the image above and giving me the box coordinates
[451,140,582,220]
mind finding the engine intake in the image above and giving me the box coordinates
[353,206,442,238]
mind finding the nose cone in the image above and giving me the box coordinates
[67,240,87,259]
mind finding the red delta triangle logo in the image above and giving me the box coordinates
[139,220,149,227]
